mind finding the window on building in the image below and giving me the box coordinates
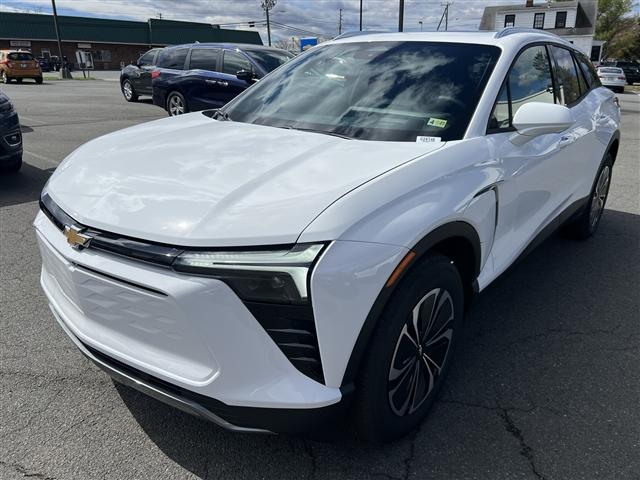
[189,48,220,71]
[549,45,582,105]
[157,47,189,70]
[504,14,516,27]
[487,45,555,132]
[222,50,253,75]
[93,50,111,62]
[555,11,567,28]
[533,12,545,29]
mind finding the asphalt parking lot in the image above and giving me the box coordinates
[1,79,638,480]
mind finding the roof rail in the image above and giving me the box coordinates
[494,27,561,39]
[334,30,388,40]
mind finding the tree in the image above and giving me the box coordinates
[596,0,640,60]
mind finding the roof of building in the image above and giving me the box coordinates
[0,12,262,46]
[479,0,597,36]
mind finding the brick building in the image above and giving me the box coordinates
[0,12,262,70]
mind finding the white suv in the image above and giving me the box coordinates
[36,30,620,441]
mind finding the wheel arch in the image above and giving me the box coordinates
[340,221,481,390]
[607,130,621,166]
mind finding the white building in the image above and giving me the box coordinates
[479,0,601,62]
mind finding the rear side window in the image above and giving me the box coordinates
[189,48,219,71]
[157,48,189,70]
[222,50,253,75]
[549,46,582,105]
[8,52,34,61]
[488,45,554,131]
[574,52,600,88]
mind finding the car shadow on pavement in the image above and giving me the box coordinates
[115,208,639,479]
[0,162,54,208]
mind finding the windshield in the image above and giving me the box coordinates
[8,52,34,61]
[245,48,294,73]
[225,41,500,142]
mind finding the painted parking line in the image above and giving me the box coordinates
[24,149,59,168]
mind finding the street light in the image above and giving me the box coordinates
[418,20,423,31]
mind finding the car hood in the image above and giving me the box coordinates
[46,113,444,246]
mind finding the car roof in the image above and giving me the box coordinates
[328,29,575,51]
[164,43,286,51]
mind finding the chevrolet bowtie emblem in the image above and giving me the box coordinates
[63,225,92,249]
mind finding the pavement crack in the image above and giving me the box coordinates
[0,460,56,479]
[497,406,548,480]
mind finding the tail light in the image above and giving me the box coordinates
[151,70,160,79]
[618,76,625,80]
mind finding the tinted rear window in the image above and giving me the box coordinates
[8,52,34,61]
[157,48,189,69]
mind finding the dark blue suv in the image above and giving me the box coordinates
[152,43,293,116]
[0,90,22,173]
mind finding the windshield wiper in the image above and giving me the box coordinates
[211,109,232,121]
[280,125,352,140]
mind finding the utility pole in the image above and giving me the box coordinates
[261,0,276,46]
[338,8,343,35]
[437,2,452,32]
[398,0,405,32]
[418,20,423,31]
[359,0,363,31]
[51,0,71,79]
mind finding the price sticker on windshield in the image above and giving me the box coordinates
[427,118,448,128]
[416,136,442,143]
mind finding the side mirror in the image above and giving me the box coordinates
[510,102,573,145]
[236,70,257,83]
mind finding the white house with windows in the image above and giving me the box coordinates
[479,1,601,62]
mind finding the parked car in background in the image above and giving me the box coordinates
[152,43,293,116]
[120,48,162,102]
[597,66,626,93]
[0,50,43,84]
[0,90,23,173]
[602,60,640,85]
[37,30,620,441]
[36,57,52,72]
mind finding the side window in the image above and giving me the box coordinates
[157,47,189,70]
[138,50,155,67]
[488,82,510,130]
[222,50,253,75]
[549,45,582,105]
[572,53,588,95]
[574,51,600,88]
[488,45,554,132]
[189,48,220,71]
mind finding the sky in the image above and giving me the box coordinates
[1,0,639,44]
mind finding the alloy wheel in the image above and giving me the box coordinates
[122,81,133,100]
[589,165,610,230]
[387,288,454,417]
[168,94,185,116]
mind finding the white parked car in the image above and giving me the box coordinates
[597,66,626,93]
[36,29,620,442]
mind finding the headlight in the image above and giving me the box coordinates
[172,243,325,305]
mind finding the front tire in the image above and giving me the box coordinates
[35,76,43,84]
[353,254,464,442]
[2,71,11,84]
[0,155,23,173]
[121,79,138,102]
[166,91,187,116]
[564,154,613,240]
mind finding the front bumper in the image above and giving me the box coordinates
[35,211,342,413]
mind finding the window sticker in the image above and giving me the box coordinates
[427,118,448,128]
[416,136,442,143]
